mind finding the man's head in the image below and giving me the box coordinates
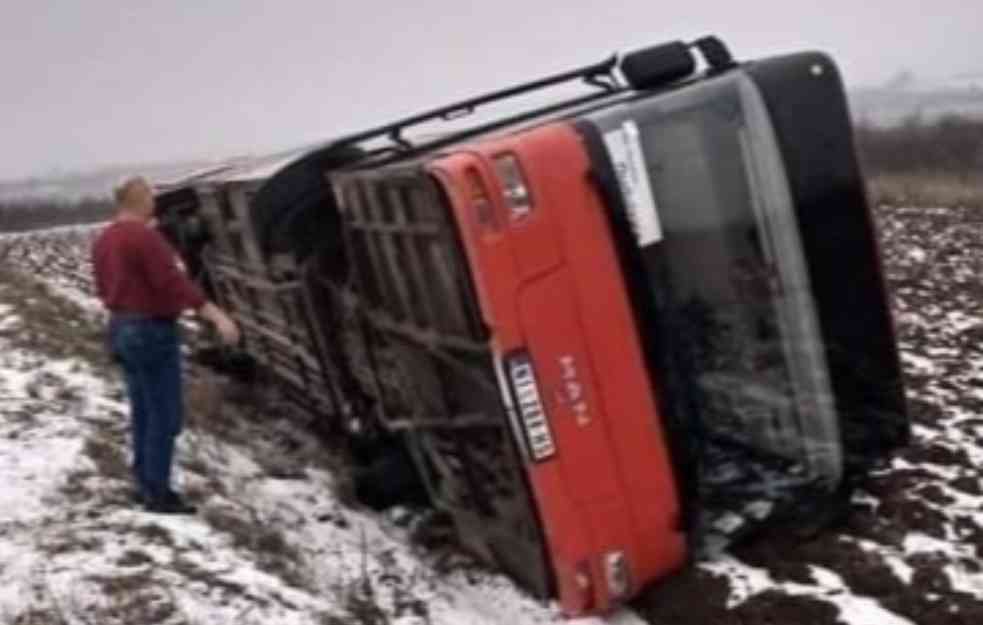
[114,177,155,222]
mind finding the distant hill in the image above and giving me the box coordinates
[0,143,318,205]
[0,160,219,204]
[849,71,983,126]
[6,73,983,203]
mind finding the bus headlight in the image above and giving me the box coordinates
[604,550,631,598]
[493,154,534,223]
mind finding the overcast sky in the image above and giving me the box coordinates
[2,0,980,180]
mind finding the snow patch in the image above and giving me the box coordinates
[702,557,916,625]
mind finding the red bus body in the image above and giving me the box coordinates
[432,124,686,614]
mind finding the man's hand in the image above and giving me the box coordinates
[199,302,242,346]
[213,313,241,345]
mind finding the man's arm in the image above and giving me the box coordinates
[198,301,241,345]
[138,227,207,312]
[138,228,240,344]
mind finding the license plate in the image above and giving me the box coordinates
[508,354,556,461]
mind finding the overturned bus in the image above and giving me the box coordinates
[157,36,908,617]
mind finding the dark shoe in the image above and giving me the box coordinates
[144,494,197,515]
[130,488,177,506]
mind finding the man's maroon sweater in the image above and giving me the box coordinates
[92,220,206,318]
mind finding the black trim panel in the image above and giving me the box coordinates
[744,54,909,473]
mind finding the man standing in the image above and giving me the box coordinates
[92,177,240,514]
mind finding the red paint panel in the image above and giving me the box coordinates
[430,123,686,615]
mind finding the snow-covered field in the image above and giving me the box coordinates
[0,227,645,625]
[631,205,983,624]
[1,207,982,624]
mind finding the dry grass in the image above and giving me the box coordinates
[0,241,425,625]
[201,504,313,591]
[0,267,108,368]
[182,378,223,428]
[116,549,155,568]
[130,523,178,548]
[867,173,983,209]
[43,532,105,558]
[168,554,252,598]
[83,572,181,625]
[5,608,68,625]
[81,435,130,481]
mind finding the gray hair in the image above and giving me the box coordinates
[114,176,152,209]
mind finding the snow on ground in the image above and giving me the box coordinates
[3,208,983,624]
[628,205,983,625]
[0,224,105,312]
[702,557,917,625]
[0,230,644,624]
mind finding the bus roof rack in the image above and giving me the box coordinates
[332,54,620,152]
[327,35,732,154]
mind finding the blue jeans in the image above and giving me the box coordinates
[109,316,184,502]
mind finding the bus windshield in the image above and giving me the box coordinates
[593,74,841,538]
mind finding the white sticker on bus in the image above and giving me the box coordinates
[602,120,663,247]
